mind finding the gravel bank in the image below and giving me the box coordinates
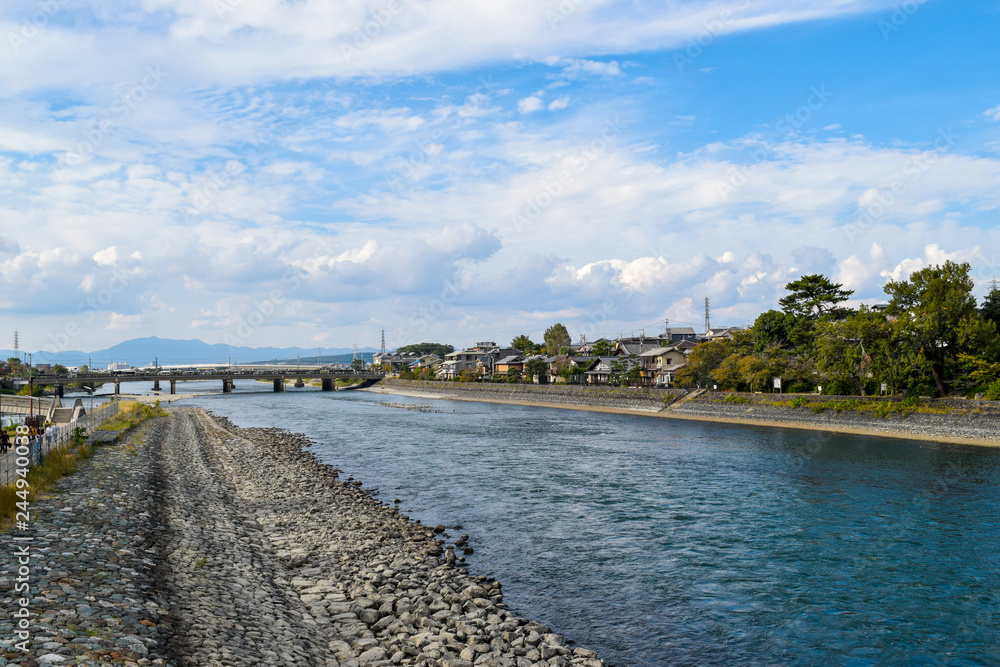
[3,409,606,667]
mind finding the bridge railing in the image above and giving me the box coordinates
[0,401,121,487]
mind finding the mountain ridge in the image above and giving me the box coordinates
[0,336,379,367]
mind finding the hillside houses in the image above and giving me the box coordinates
[380,327,738,387]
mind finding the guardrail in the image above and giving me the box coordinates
[0,401,121,487]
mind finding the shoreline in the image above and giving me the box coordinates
[365,383,1000,448]
[3,408,606,666]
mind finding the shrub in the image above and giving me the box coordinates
[724,393,751,404]
[788,396,809,409]
[985,380,1000,401]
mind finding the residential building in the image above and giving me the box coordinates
[639,345,690,386]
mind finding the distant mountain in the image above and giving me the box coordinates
[0,336,378,368]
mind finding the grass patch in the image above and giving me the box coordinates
[97,400,168,431]
[0,436,95,529]
[724,393,751,404]
[0,402,166,530]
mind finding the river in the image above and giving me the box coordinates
[109,382,1000,665]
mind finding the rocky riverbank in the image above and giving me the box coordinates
[367,380,683,414]
[2,408,606,667]
[668,393,1000,446]
[370,380,1000,446]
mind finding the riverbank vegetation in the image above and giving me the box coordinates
[678,261,1000,398]
[0,427,92,528]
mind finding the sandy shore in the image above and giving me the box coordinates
[366,384,1000,448]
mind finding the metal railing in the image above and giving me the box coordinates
[0,400,121,487]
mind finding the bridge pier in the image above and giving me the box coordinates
[114,382,120,395]
[170,380,176,395]
[273,379,285,392]
[152,380,161,391]
[294,378,305,388]
[55,385,64,398]
[321,378,334,392]
[223,379,233,394]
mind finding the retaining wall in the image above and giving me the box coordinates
[376,379,686,412]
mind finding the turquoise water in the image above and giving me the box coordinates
[184,389,1000,666]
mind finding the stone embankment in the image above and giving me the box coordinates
[372,380,684,413]
[2,409,605,667]
[373,380,1000,445]
[668,393,1000,444]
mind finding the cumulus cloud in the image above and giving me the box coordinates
[517,97,544,114]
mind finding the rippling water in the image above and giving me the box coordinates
[180,388,1000,666]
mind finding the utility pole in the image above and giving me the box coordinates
[27,352,33,435]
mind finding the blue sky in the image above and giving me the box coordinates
[1,0,999,355]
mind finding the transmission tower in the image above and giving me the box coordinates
[988,275,1000,292]
[704,297,711,334]
[380,328,386,355]
[352,341,358,361]
[13,329,19,357]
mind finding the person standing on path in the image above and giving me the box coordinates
[0,427,9,454]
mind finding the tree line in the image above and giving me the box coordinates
[677,261,1000,398]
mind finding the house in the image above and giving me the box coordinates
[662,327,698,343]
[372,351,421,370]
[438,349,489,379]
[495,355,525,374]
[413,354,442,369]
[584,356,640,385]
[545,355,596,383]
[639,345,690,386]
[613,338,663,357]
[704,327,742,341]
[585,357,614,385]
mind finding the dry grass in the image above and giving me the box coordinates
[0,400,166,530]
[0,438,94,530]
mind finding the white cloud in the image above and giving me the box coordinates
[107,312,144,330]
[548,97,570,111]
[517,96,544,114]
[984,105,1000,121]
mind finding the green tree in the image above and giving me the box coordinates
[752,310,797,351]
[511,335,536,354]
[51,364,68,375]
[350,358,366,372]
[982,287,1000,329]
[592,339,613,356]
[524,358,548,383]
[676,338,731,387]
[779,274,854,319]
[608,356,641,387]
[505,367,522,383]
[813,309,894,395]
[884,260,996,396]
[543,323,572,355]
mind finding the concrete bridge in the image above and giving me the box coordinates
[14,370,384,396]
